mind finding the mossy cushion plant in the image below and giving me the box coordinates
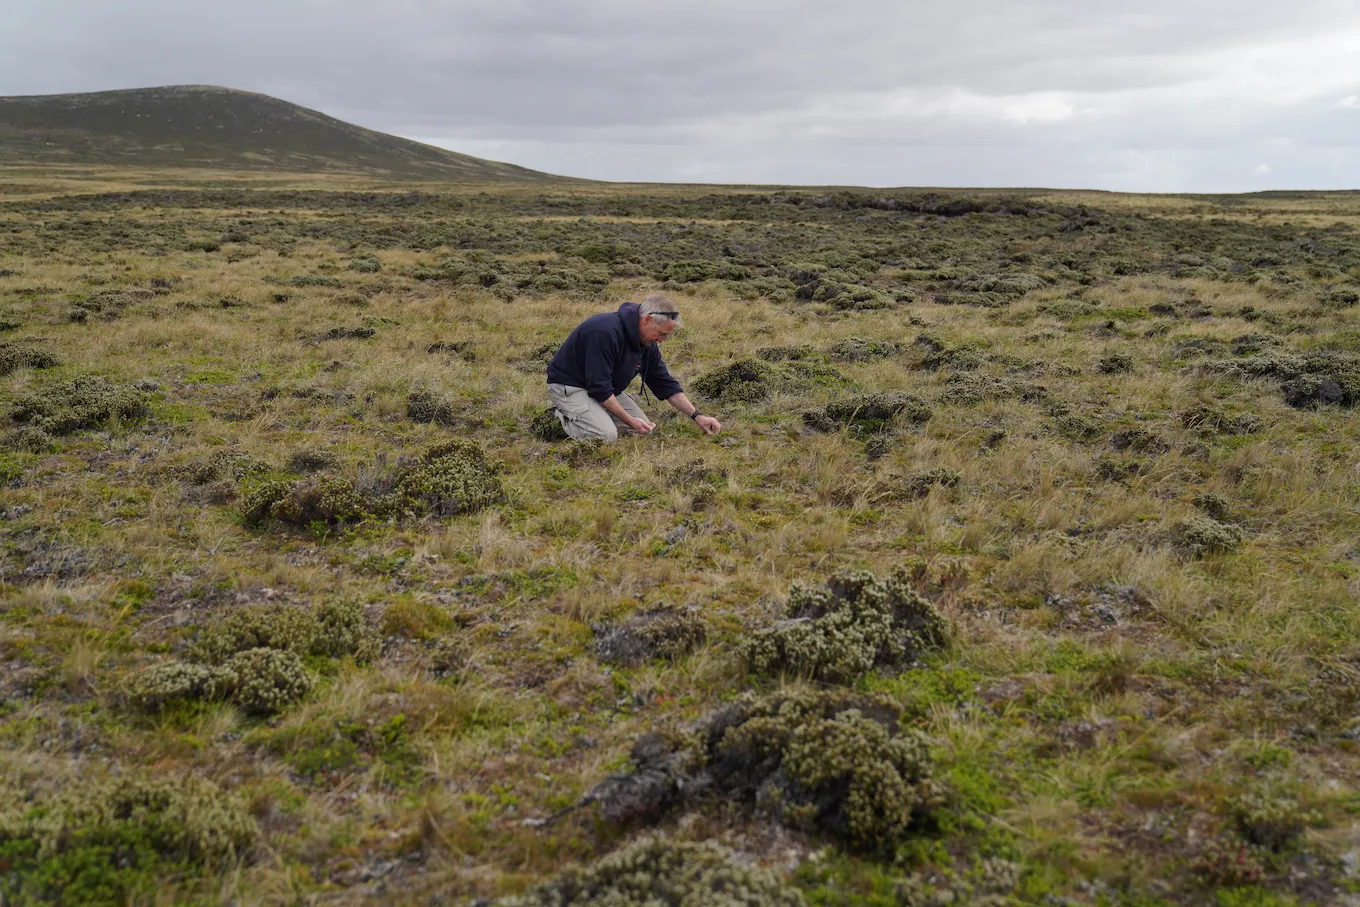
[240,439,503,528]
[590,689,943,854]
[0,774,256,906]
[496,836,804,907]
[743,568,948,683]
[9,374,149,434]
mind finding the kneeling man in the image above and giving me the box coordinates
[546,294,722,442]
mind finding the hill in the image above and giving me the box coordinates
[0,85,560,180]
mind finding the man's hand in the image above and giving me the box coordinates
[629,416,657,434]
[694,414,721,436]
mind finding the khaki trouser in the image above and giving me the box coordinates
[547,383,649,443]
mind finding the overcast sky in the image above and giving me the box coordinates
[2,0,1358,190]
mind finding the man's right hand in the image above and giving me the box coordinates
[629,416,656,434]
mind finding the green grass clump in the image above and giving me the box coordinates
[593,606,707,667]
[9,375,149,435]
[1174,516,1245,558]
[227,647,314,715]
[0,774,256,907]
[0,340,60,376]
[743,569,947,683]
[803,393,933,434]
[496,836,804,907]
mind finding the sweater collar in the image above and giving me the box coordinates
[618,302,644,349]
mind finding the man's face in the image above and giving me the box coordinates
[641,314,677,345]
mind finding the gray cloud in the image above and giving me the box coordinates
[2,0,1358,189]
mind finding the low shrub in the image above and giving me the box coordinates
[591,689,944,853]
[10,375,150,435]
[496,836,804,907]
[743,569,947,683]
[904,467,961,498]
[1174,517,1245,557]
[228,647,314,716]
[593,607,707,667]
[803,392,932,435]
[0,340,60,375]
[0,774,257,907]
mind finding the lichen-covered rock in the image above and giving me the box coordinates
[130,661,236,711]
[593,607,707,667]
[0,340,60,376]
[227,647,313,715]
[743,569,947,683]
[803,393,932,434]
[0,774,257,906]
[496,836,804,907]
[1173,517,1244,557]
[10,375,149,435]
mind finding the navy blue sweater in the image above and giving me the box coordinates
[546,302,684,403]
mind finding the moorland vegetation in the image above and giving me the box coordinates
[1,171,1360,905]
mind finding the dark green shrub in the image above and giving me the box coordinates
[242,475,366,527]
[756,344,814,362]
[1231,785,1323,851]
[227,647,314,715]
[593,607,707,667]
[940,373,1046,405]
[530,407,569,442]
[904,467,961,498]
[692,358,778,404]
[827,337,900,362]
[347,255,382,273]
[743,569,947,683]
[496,836,804,907]
[4,426,56,453]
[407,390,456,425]
[803,393,932,434]
[593,690,943,853]
[0,774,256,907]
[1097,353,1134,373]
[10,375,149,434]
[131,661,236,711]
[190,603,321,663]
[1179,405,1263,436]
[0,340,60,376]
[1174,517,1244,557]
[176,450,268,485]
[287,448,339,473]
[383,439,504,519]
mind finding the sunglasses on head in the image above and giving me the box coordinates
[654,311,679,319]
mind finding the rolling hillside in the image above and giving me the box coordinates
[0,85,560,180]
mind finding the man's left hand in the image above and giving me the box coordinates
[695,414,722,435]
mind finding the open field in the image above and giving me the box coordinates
[2,168,1360,906]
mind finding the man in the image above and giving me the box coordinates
[546,294,722,442]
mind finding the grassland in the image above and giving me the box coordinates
[2,168,1360,906]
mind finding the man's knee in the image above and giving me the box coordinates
[562,415,617,443]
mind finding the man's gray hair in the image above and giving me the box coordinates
[640,293,680,326]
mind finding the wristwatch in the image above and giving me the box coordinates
[690,409,702,421]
